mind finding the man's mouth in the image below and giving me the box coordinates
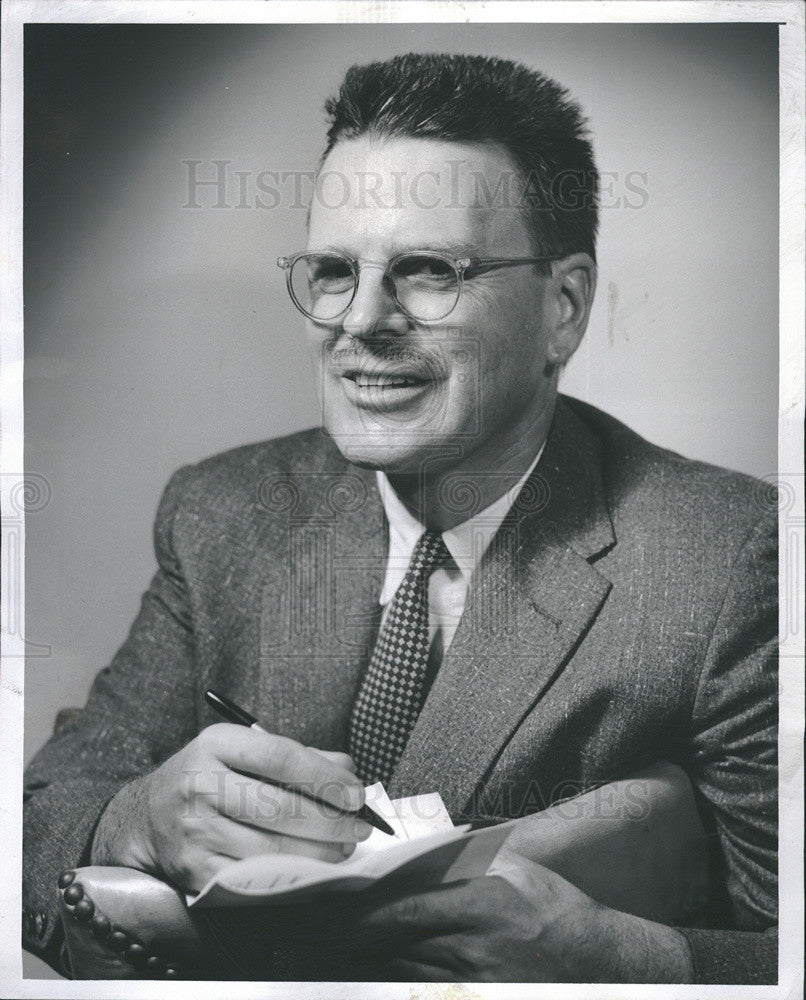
[346,372,427,389]
[336,365,439,411]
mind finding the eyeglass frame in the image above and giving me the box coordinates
[276,249,566,323]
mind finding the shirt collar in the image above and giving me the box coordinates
[375,445,545,605]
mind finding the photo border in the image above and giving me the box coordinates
[1,2,803,998]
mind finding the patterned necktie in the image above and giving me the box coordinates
[349,530,452,786]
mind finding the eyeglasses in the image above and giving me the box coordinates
[277,250,563,323]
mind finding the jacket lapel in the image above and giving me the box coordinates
[387,399,616,811]
[257,456,387,749]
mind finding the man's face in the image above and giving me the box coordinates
[304,135,558,475]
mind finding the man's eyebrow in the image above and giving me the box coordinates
[390,242,479,257]
[305,242,482,258]
[305,243,349,254]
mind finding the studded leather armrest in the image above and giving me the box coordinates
[58,867,211,979]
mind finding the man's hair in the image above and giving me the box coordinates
[322,52,599,261]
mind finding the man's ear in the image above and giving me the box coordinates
[545,253,597,366]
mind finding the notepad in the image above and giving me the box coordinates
[189,783,513,908]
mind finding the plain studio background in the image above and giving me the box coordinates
[21,24,777,976]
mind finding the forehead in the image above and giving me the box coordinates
[306,135,532,256]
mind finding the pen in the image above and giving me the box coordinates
[204,688,394,836]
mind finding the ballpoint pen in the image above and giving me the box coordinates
[204,688,394,836]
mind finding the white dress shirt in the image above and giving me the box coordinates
[375,446,544,656]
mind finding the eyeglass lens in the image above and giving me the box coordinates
[288,253,461,322]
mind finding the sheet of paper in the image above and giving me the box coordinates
[352,783,455,862]
[393,791,454,838]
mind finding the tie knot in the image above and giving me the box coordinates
[410,530,452,577]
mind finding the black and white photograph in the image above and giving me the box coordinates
[1,2,803,996]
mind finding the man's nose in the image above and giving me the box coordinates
[341,263,409,339]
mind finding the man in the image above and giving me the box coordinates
[23,53,777,983]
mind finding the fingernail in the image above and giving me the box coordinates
[353,821,372,841]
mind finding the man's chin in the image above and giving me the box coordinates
[328,438,423,474]
[325,430,457,475]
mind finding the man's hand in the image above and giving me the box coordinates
[349,849,694,983]
[90,723,370,892]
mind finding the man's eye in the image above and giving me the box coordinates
[308,256,353,286]
[393,255,455,284]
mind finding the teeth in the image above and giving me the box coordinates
[353,375,414,388]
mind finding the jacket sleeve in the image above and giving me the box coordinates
[22,465,201,971]
[677,510,778,984]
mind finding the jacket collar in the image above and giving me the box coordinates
[515,394,615,560]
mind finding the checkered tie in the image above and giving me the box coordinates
[349,530,452,786]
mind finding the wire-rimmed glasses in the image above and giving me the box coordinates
[277,250,564,323]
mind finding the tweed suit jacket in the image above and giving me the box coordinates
[23,395,778,983]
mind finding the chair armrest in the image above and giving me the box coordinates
[58,867,208,979]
